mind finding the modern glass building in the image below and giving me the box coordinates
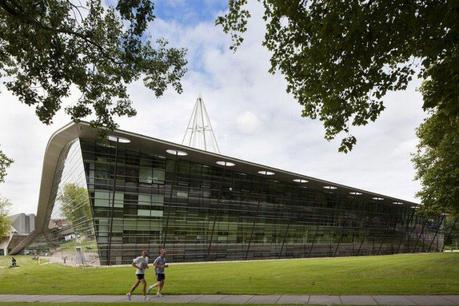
[12,122,445,265]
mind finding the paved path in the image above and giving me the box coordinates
[0,294,458,305]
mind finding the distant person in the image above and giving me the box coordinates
[127,250,149,301]
[147,248,168,297]
[11,257,16,267]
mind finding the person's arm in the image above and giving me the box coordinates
[153,258,165,269]
[132,259,141,269]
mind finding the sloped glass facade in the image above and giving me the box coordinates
[78,139,444,265]
[26,140,99,265]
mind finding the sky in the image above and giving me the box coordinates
[0,1,427,215]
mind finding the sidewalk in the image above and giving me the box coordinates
[1,294,459,305]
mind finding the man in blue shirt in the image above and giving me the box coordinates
[147,248,168,297]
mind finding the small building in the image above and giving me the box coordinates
[0,213,35,256]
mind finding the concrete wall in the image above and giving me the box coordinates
[0,214,36,256]
[10,213,36,234]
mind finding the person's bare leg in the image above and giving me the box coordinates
[157,281,164,295]
[140,279,147,300]
[129,280,140,294]
[147,281,159,295]
[152,282,159,288]
[142,280,147,296]
[127,280,140,300]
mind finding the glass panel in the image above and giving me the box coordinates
[26,140,100,265]
[57,138,443,265]
[139,167,153,184]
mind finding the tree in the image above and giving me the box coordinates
[442,215,459,249]
[0,196,11,238]
[0,148,13,183]
[217,0,458,214]
[57,183,92,233]
[412,110,459,215]
[0,0,187,130]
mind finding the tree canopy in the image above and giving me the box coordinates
[0,148,13,183]
[412,111,459,216]
[217,0,459,215]
[0,0,187,130]
[0,196,11,238]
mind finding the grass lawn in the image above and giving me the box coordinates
[0,253,458,295]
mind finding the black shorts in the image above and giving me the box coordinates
[156,273,165,281]
[136,274,145,280]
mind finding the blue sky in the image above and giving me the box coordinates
[104,0,227,25]
[152,0,230,77]
[0,1,428,214]
[154,0,227,25]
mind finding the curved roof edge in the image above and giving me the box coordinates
[10,123,81,254]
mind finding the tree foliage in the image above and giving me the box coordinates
[0,148,13,183]
[411,43,459,215]
[0,0,187,130]
[217,0,458,152]
[217,0,459,215]
[0,196,11,238]
[57,183,91,232]
[443,216,459,248]
[412,111,459,215]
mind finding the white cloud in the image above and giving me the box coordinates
[0,3,427,214]
[236,111,262,134]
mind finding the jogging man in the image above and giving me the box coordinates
[147,248,168,297]
[127,250,149,301]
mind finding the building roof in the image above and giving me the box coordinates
[84,122,417,205]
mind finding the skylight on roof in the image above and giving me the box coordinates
[258,170,275,176]
[216,161,235,167]
[293,178,308,183]
[107,135,131,143]
[166,149,188,156]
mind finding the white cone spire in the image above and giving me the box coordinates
[182,95,220,153]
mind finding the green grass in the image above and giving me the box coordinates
[0,253,458,295]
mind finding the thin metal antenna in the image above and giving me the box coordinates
[182,95,220,153]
